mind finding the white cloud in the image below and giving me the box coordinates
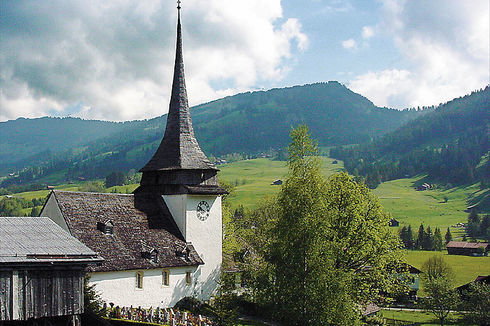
[341,39,357,50]
[0,0,307,121]
[361,26,374,39]
[349,0,489,109]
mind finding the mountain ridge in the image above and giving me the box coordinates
[0,81,425,185]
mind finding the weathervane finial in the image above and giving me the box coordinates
[177,0,181,10]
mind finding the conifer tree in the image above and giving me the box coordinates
[444,227,452,244]
[416,224,425,250]
[425,226,434,250]
[433,228,443,251]
[406,225,414,249]
[399,226,408,248]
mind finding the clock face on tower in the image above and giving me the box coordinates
[196,201,210,221]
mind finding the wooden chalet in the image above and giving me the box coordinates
[0,217,102,324]
[446,241,489,256]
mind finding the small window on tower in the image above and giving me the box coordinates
[162,270,170,286]
[185,271,192,285]
[136,271,144,289]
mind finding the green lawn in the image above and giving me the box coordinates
[373,177,475,231]
[404,250,490,287]
[380,309,465,325]
[218,157,344,210]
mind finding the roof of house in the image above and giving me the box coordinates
[446,241,489,249]
[0,217,102,264]
[457,275,490,292]
[362,303,381,316]
[48,191,203,272]
[140,10,216,172]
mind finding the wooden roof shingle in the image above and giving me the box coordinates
[140,11,216,172]
[50,191,203,272]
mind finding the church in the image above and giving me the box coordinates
[41,3,226,308]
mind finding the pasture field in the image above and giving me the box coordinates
[380,309,465,325]
[217,158,344,210]
[404,250,490,287]
[373,177,476,231]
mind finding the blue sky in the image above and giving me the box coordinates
[1,0,488,121]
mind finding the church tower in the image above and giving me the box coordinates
[135,2,225,301]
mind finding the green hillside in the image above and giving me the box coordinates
[332,86,489,193]
[0,117,135,172]
[192,82,420,155]
[218,157,344,210]
[0,82,421,187]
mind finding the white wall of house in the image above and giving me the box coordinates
[89,267,199,308]
[163,194,222,302]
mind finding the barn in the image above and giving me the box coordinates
[446,241,489,256]
[0,217,102,324]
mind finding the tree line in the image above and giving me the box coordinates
[399,224,450,251]
[467,210,490,241]
[0,197,45,217]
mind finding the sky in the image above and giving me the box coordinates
[0,0,489,122]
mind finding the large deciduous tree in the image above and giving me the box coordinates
[243,125,403,326]
[421,256,459,326]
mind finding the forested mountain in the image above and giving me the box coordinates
[192,82,420,154]
[0,117,140,172]
[331,86,489,188]
[0,82,422,186]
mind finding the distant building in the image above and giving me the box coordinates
[271,179,283,185]
[416,183,431,191]
[446,241,489,256]
[0,217,102,324]
[388,218,400,227]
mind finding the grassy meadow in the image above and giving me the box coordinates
[218,157,344,210]
[380,309,465,325]
[373,177,477,231]
[404,250,490,287]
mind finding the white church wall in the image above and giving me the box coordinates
[185,195,222,301]
[163,195,187,238]
[88,267,198,308]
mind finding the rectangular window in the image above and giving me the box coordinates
[136,271,144,289]
[185,271,192,285]
[162,270,170,286]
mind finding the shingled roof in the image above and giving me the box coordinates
[140,10,216,172]
[446,241,489,249]
[48,191,203,272]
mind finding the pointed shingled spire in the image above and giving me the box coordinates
[140,4,216,172]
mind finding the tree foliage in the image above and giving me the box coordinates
[242,125,403,325]
[461,282,490,326]
[421,257,459,326]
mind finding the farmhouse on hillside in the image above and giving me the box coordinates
[40,4,226,308]
[446,241,489,256]
[0,217,102,324]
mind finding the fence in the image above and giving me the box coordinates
[103,304,215,326]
